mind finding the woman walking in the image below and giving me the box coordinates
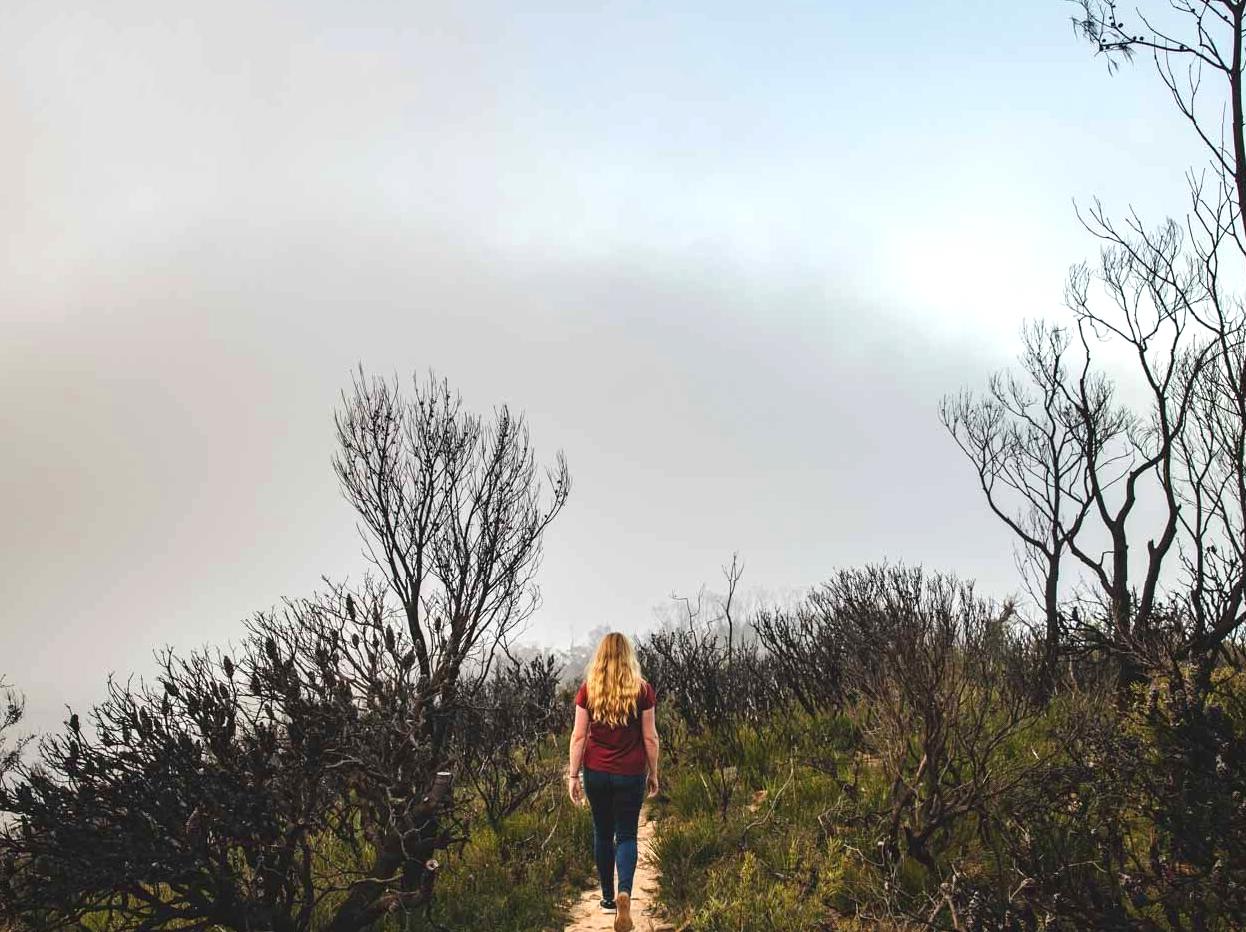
[567,632,660,932]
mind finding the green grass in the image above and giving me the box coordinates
[643,709,888,930]
[399,790,596,932]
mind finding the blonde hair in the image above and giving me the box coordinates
[583,632,644,728]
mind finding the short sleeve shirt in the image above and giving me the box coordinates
[574,680,656,775]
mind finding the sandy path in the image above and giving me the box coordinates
[562,803,675,932]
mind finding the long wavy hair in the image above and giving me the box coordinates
[583,632,645,728]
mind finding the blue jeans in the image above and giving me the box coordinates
[581,764,646,898]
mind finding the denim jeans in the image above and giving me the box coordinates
[581,764,646,899]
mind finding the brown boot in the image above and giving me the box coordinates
[614,891,633,932]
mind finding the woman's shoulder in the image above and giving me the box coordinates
[639,679,656,707]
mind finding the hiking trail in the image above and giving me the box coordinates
[562,803,675,932]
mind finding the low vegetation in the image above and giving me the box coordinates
[638,564,1246,930]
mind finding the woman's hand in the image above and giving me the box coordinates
[646,772,659,798]
[567,773,584,806]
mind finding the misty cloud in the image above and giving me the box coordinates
[0,1,1206,735]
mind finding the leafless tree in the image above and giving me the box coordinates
[940,320,1108,692]
[720,552,743,676]
[1069,1,1246,255]
[332,366,571,756]
[1060,221,1219,673]
[941,3,1246,688]
[1174,327,1246,686]
[1068,2,1246,680]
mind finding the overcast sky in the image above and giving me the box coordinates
[1,1,1209,733]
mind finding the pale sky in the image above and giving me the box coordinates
[1,1,1209,733]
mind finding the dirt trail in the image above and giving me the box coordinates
[562,804,675,932]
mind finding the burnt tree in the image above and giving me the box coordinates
[942,2,1246,688]
[0,579,459,931]
[940,321,1108,693]
[332,367,571,759]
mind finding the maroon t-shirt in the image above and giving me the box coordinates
[574,680,656,775]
